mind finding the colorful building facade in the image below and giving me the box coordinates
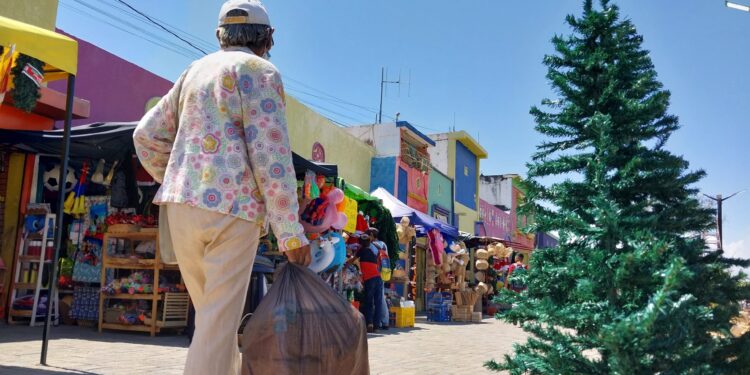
[428,131,487,234]
[286,97,374,189]
[427,166,453,225]
[345,121,435,213]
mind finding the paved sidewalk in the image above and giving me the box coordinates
[0,317,528,374]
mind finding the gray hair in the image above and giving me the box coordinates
[217,10,272,49]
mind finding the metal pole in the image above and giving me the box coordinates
[717,194,723,250]
[378,67,384,124]
[41,74,75,365]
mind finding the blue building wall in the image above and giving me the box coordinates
[370,156,397,193]
[455,141,478,210]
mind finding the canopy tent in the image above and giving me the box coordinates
[339,179,378,202]
[0,121,338,178]
[370,187,459,240]
[1,15,79,365]
[0,15,78,79]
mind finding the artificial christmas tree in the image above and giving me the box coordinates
[487,1,750,373]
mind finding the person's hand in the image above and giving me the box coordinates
[285,245,311,266]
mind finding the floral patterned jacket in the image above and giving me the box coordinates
[133,47,308,252]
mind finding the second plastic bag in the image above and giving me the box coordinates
[241,262,370,375]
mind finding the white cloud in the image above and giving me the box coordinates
[724,232,750,275]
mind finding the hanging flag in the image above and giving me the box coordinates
[22,62,44,87]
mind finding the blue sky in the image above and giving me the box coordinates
[57,0,750,261]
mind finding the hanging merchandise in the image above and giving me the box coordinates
[326,231,347,271]
[103,160,119,186]
[476,248,489,260]
[43,164,76,193]
[0,45,16,104]
[64,161,90,217]
[427,228,445,266]
[476,259,489,271]
[308,236,337,274]
[342,197,358,233]
[90,159,105,184]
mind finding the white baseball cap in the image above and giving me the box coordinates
[218,0,270,27]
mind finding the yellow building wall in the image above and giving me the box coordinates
[0,0,59,30]
[455,201,479,234]
[286,96,374,189]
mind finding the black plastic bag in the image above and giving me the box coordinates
[241,263,369,375]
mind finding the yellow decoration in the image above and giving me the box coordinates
[343,196,358,233]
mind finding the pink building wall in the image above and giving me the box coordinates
[50,30,174,127]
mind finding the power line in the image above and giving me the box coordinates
[116,0,209,55]
[91,0,216,52]
[59,1,202,60]
[62,1,406,127]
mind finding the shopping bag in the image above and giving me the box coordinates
[241,262,370,375]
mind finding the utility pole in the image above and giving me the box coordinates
[378,67,401,123]
[704,191,745,250]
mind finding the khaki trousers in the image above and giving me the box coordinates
[166,204,260,375]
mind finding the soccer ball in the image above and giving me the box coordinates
[43,164,76,192]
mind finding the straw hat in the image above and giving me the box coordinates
[474,272,485,283]
[476,249,489,260]
[475,259,489,271]
[476,282,489,295]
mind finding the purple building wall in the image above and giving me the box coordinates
[50,30,174,127]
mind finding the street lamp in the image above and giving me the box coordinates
[726,1,750,12]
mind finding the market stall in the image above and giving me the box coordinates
[0,14,80,364]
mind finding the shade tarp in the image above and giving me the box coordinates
[370,187,458,239]
[0,121,337,177]
[341,181,378,202]
[0,15,78,76]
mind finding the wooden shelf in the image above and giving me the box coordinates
[102,293,161,300]
[100,322,155,333]
[13,283,38,290]
[19,255,52,263]
[105,232,158,240]
[25,233,53,240]
[105,258,157,269]
[105,258,180,270]
[9,309,43,318]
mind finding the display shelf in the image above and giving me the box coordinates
[18,255,52,263]
[105,231,157,240]
[13,283,38,290]
[8,309,44,318]
[100,322,154,333]
[101,293,163,300]
[99,231,184,337]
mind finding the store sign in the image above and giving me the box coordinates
[479,199,511,239]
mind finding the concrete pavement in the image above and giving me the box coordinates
[0,316,529,374]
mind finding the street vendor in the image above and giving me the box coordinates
[133,1,310,374]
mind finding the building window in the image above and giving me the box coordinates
[464,166,469,176]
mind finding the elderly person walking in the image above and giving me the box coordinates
[133,1,310,374]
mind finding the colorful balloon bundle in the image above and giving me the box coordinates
[299,187,347,234]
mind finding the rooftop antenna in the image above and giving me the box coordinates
[378,67,405,123]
